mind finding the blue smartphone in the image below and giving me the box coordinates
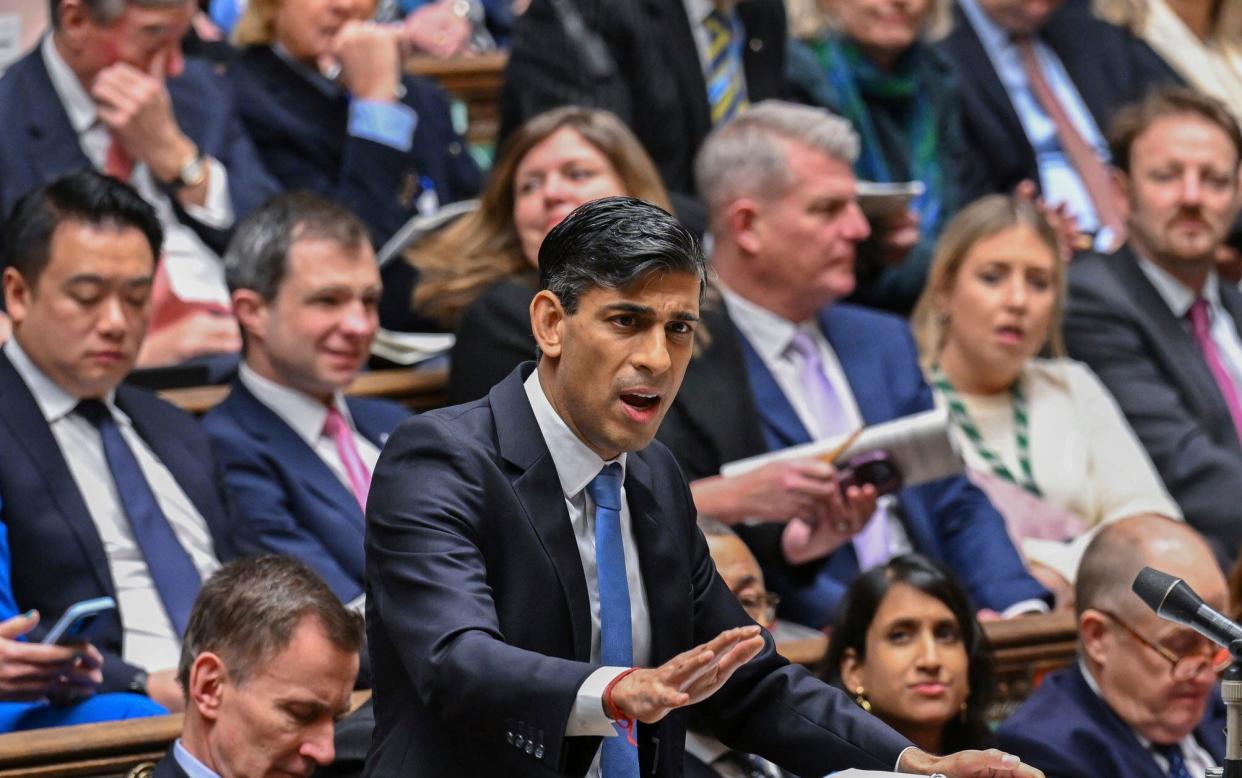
[40,597,116,645]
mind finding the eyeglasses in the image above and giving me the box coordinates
[1096,609,1231,681]
[737,592,780,628]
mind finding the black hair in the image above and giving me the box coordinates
[537,196,706,313]
[821,554,995,753]
[4,170,163,287]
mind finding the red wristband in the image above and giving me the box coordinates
[603,666,640,747]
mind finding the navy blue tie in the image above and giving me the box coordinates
[76,400,201,635]
[1153,742,1192,778]
[587,463,639,778]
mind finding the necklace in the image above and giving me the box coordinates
[931,366,1042,497]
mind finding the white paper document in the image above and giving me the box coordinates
[720,407,964,488]
[826,771,908,777]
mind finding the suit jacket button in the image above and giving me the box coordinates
[535,745,544,759]
[515,734,525,748]
[749,38,763,52]
[506,731,514,744]
[525,741,534,755]
[449,142,463,155]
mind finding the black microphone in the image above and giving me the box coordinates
[1132,566,1242,649]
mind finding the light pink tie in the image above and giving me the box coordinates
[323,408,372,510]
[787,331,890,570]
[1188,298,1242,442]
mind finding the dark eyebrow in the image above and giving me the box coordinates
[603,302,700,323]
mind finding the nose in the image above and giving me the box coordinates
[96,296,128,338]
[914,633,943,671]
[1004,276,1029,309]
[338,300,375,339]
[301,723,336,766]
[844,202,872,243]
[631,328,673,376]
[1180,171,1204,206]
[542,173,570,205]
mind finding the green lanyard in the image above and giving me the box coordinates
[931,366,1042,498]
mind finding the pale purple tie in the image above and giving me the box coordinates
[1188,297,1242,442]
[786,331,890,570]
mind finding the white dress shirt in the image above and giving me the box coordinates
[237,365,381,488]
[957,0,1112,243]
[1079,660,1217,775]
[1137,256,1242,395]
[41,34,233,307]
[4,339,220,671]
[523,371,652,777]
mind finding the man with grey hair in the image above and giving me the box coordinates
[0,0,279,371]
[657,100,1049,628]
[998,515,1228,777]
[134,554,364,778]
[203,192,409,605]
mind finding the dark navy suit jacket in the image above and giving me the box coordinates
[0,350,247,694]
[936,0,1181,202]
[657,301,1049,627]
[0,47,280,254]
[363,364,911,776]
[228,45,483,248]
[998,663,1226,778]
[202,379,410,602]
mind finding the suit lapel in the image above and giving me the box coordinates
[624,454,684,665]
[223,384,365,528]
[16,53,95,187]
[0,352,113,595]
[492,369,593,661]
[943,8,1027,152]
[818,307,888,426]
[348,398,395,450]
[736,335,812,450]
[643,0,711,141]
[1110,250,1240,448]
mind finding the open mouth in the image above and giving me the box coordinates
[619,391,662,422]
[996,325,1025,343]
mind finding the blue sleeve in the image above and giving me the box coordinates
[349,99,419,152]
[0,519,18,620]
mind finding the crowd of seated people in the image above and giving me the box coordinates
[3,0,1242,774]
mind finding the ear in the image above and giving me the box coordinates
[189,652,227,722]
[3,268,31,328]
[530,289,567,360]
[54,0,93,47]
[231,289,269,343]
[1079,609,1110,668]
[725,199,763,257]
[840,647,864,693]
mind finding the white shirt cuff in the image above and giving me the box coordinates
[566,666,630,737]
[1001,598,1051,618]
[180,158,234,229]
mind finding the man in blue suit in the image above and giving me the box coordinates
[363,195,1043,777]
[657,101,1050,627]
[0,172,246,713]
[0,0,281,369]
[999,515,1228,777]
[203,193,409,605]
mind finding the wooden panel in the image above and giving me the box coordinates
[982,610,1078,717]
[773,619,828,668]
[159,366,448,415]
[407,53,507,148]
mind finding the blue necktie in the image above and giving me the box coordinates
[76,400,201,635]
[1153,742,1192,778]
[704,7,749,125]
[587,463,639,778]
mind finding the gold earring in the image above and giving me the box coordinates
[854,686,872,712]
[960,700,968,723]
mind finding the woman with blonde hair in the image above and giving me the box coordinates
[911,195,1180,598]
[409,105,671,403]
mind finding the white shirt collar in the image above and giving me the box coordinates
[522,369,627,500]
[957,0,1015,52]
[717,282,820,366]
[3,337,118,424]
[1135,254,1223,319]
[237,363,354,447]
[173,739,220,778]
[41,33,98,136]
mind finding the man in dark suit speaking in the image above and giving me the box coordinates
[364,196,1044,777]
